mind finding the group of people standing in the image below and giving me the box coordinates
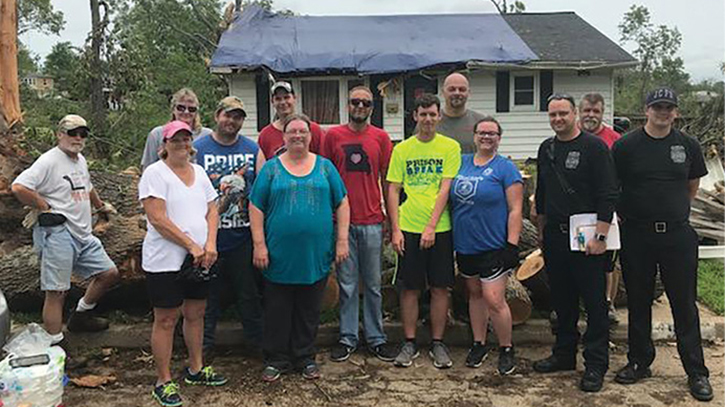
[10,70,713,406]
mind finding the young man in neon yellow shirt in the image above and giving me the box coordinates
[387,94,461,369]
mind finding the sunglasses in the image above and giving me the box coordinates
[66,128,89,138]
[349,98,373,108]
[175,104,198,113]
[547,93,576,107]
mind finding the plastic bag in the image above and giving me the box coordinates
[2,324,53,357]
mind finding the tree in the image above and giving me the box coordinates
[43,42,82,96]
[1,0,21,129]
[489,0,526,14]
[17,42,39,77]
[17,0,65,35]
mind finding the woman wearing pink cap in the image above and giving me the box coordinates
[138,120,227,407]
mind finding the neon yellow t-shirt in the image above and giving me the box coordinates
[386,133,461,233]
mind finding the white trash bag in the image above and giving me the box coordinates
[0,323,65,407]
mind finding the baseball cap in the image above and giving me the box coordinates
[162,120,193,140]
[271,81,294,95]
[646,87,678,107]
[58,114,90,133]
[216,96,247,116]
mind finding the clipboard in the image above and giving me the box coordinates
[569,213,621,251]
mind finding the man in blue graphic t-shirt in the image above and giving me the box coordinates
[194,96,266,356]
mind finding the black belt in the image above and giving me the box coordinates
[544,223,569,234]
[623,219,687,233]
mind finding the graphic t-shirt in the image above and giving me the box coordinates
[13,147,94,241]
[258,121,325,158]
[450,154,522,254]
[194,134,259,252]
[437,109,487,154]
[386,133,461,233]
[322,124,393,225]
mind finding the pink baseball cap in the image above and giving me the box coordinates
[162,120,193,140]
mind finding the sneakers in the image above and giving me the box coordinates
[152,381,182,407]
[532,355,576,373]
[261,365,282,383]
[497,346,516,375]
[607,301,619,326]
[184,366,228,386]
[302,362,321,380]
[614,362,652,384]
[330,344,356,362]
[369,343,397,362]
[66,310,109,333]
[429,341,453,369]
[580,369,605,392]
[688,375,714,402]
[393,341,419,367]
[465,342,491,368]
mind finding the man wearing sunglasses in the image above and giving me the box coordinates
[12,114,120,348]
[437,73,487,154]
[322,86,397,363]
[258,81,325,158]
[612,87,712,402]
[533,94,618,393]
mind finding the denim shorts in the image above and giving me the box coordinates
[32,224,116,291]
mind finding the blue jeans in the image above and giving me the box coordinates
[337,223,386,348]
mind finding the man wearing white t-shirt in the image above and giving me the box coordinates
[12,115,119,345]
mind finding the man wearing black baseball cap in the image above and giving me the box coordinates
[257,81,325,158]
[612,87,713,402]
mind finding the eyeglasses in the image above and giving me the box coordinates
[285,129,310,135]
[547,93,576,107]
[66,128,89,138]
[474,131,500,138]
[349,98,373,108]
[175,104,198,113]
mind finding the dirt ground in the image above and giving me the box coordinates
[61,341,724,407]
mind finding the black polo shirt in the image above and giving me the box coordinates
[612,127,707,223]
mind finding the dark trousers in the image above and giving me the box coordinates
[620,223,708,377]
[263,276,327,370]
[544,225,609,372]
[204,242,265,349]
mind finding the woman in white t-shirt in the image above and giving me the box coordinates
[138,120,227,407]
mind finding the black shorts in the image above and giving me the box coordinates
[456,251,510,283]
[605,250,619,273]
[394,231,455,290]
[145,271,210,309]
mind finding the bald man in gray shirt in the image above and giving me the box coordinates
[437,73,487,154]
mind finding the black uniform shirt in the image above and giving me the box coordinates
[535,131,618,225]
[612,127,707,223]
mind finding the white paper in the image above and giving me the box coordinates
[569,213,621,251]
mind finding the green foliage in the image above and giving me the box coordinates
[17,0,65,35]
[17,42,40,77]
[697,259,724,316]
[43,42,83,97]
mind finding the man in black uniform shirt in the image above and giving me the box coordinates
[533,94,618,393]
[612,87,712,402]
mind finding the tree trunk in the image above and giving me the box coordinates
[89,0,107,156]
[0,0,21,127]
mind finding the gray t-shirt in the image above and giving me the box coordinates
[13,147,94,241]
[141,125,213,170]
[437,109,487,154]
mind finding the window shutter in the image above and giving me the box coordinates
[539,70,553,112]
[496,71,510,113]
[255,73,271,131]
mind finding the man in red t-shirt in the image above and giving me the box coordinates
[257,81,325,158]
[578,92,622,325]
[323,86,396,363]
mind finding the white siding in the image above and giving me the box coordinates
[383,80,405,141]
[229,73,259,139]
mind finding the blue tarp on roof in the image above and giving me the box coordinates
[210,6,538,74]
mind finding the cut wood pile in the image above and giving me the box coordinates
[691,182,725,244]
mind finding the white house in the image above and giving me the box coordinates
[210,7,636,159]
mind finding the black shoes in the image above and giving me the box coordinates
[369,343,397,362]
[614,362,652,384]
[67,310,110,333]
[688,375,714,402]
[532,355,576,373]
[330,344,356,362]
[579,369,604,392]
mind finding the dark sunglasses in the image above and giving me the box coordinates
[546,93,576,108]
[349,98,373,108]
[66,128,89,138]
[175,104,198,113]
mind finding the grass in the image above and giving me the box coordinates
[697,259,725,315]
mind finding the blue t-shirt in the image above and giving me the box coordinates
[250,156,347,285]
[450,154,522,254]
[194,134,259,252]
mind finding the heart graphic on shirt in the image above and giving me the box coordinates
[350,153,362,164]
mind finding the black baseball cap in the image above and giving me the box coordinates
[271,81,294,95]
[646,87,678,107]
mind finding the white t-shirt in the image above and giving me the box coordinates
[138,161,218,272]
[13,147,94,241]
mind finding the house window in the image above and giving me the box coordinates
[301,80,340,124]
[513,75,535,106]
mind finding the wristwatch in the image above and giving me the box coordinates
[595,233,607,242]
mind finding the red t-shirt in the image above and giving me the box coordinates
[258,121,325,158]
[595,124,621,150]
[322,124,393,225]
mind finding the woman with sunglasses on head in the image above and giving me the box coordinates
[141,88,213,171]
[449,116,523,375]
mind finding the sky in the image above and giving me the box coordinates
[21,0,725,82]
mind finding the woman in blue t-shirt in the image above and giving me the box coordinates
[250,114,350,382]
[450,116,523,375]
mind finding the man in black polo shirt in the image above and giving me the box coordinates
[533,94,618,393]
[612,87,712,402]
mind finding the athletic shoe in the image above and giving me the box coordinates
[393,341,419,367]
[302,362,321,380]
[330,344,356,362]
[261,365,282,383]
[184,366,228,386]
[497,346,516,375]
[607,301,619,325]
[369,343,397,362]
[67,310,109,332]
[152,381,182,407]
[465,343,491,368]
[429,341,453,369]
